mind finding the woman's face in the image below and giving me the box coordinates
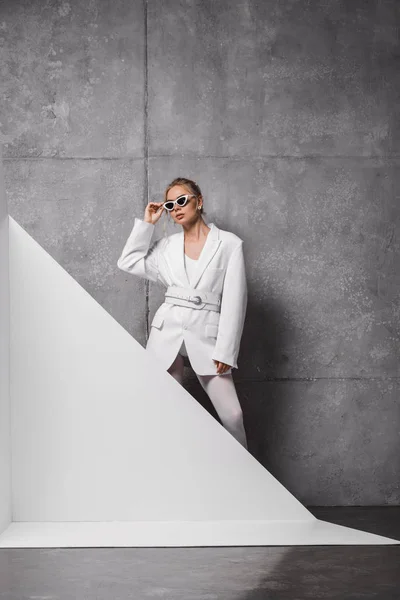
[165,185,201,226]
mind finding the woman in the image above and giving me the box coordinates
[117,177,248,449]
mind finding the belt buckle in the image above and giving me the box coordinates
[189,295,202,305]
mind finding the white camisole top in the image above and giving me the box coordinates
[184,253,197,284]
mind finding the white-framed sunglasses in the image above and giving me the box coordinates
[163,194,196,211]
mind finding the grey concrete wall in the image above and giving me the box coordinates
[1,0,399,505]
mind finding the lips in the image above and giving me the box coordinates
[176,214,184,219]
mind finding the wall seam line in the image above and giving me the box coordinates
[144,0,150,340]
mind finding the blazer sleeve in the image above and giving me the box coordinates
[117,217,162,284]
[211,241,248,369]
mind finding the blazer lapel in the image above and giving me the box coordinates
[164,230,190,287]
[190,222,221,288]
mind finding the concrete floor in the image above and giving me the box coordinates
[0,508,399,600]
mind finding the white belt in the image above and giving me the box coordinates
[164,286,221,312]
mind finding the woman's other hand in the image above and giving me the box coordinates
[144,202,165,225]
[213,360,231,375]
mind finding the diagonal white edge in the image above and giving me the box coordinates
[1,216,398,547]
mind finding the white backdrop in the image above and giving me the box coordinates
[0,150,11,537]
[0,206,397,546]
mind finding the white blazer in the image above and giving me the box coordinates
[117,218,248,375]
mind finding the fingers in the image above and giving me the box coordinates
[213,360,230,375]
[146,202,163,213]
[145,202,165,221]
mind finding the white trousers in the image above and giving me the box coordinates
[167,342,248,449]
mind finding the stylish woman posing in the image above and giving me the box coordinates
[117,177,248,449]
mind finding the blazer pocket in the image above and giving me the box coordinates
[205,324,219,338]
[151,314,164,329]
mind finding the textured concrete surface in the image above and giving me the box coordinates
[0,508,399,600]
[148,0,400,157]
[239,378,400,506]
[1,0,400,504]
[0,0,144,158]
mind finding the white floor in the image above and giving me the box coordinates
[0,519,398,548]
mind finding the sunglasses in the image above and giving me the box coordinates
[163,194,196,211]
